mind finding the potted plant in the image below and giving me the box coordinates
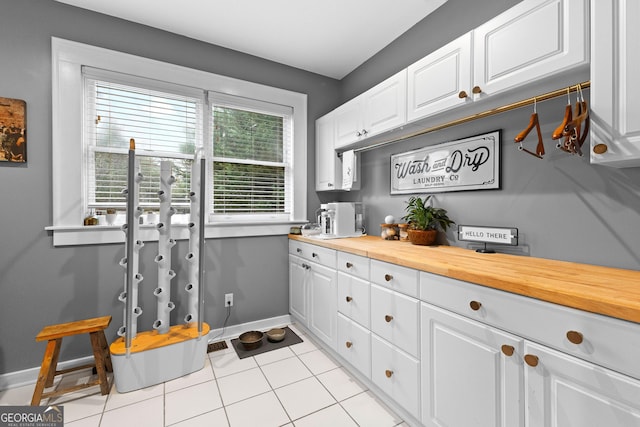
[402,195,454,245]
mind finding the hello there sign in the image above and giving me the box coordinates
[390,130,500,194]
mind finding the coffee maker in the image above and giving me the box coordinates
[324,202,363,237]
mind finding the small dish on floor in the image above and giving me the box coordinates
[266,328,286,342]
[239,330,263,350]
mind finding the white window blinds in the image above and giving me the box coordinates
[83,68,203,211]
[210,93,293,217]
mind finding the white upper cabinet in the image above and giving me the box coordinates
[407,32,473,122]
[589,0,640,167]
[408,0,588,122]
[315,113,338,191]
[334,70,407,149]
[474,0,589,97]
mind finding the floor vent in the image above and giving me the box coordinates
[207,341,228,353]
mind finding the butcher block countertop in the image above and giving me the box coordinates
[289,235,640,324]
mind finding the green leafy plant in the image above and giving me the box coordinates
[402,195,454,231]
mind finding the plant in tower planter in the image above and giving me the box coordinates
[402,195,455,245]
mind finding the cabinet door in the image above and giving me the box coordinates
[337,271,370,328]
[289,255,308,326]
[371,334,420,419]
[315,113,338,191]
[407,32,472,122]
[590,0,640,167]
[524,341,640,427]
[334,96,364,149]
[473,0,588,97]
[371,284,419,358]
[363,69,407,137]
[337,313,371,379]
[308,261,338,350]
[421,303,524,427]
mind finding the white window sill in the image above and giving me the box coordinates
[45,221,306,247]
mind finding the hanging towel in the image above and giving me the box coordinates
[342,149,356,190]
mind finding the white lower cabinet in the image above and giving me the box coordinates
[290,240,640,427]
[372,334,420,419]
[371,284,419,358]
[337,271,370,328]
[289,241,337,350]
[337,313,371,379]
[307,260,337,350]
[288,254,308,326]
[421,303,524,427]
[524,341,640,427]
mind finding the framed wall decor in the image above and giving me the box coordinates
[0,97,27,163]
[390,130,500,194]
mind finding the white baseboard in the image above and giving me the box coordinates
[0,314,292,392]
[206,314,292,342]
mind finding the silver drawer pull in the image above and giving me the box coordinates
[566,330,583,345]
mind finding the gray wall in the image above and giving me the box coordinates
[337,0,640,269]
[0,0,338,375]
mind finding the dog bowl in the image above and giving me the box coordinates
[266,328,286,342]
[239,330,264,350]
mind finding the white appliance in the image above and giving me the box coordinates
[327,202,356,237]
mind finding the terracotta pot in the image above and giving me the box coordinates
[407,229,438,246]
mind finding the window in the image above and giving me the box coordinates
[50,38,307,246]
[210,94,293,220]
[84,71,202,215]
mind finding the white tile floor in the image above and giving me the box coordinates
[0,325,407,427]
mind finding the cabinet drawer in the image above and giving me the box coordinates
[337,251,369,280]
[337,272,370,328]
[371,284,419,358]
[337,313,371,379]
[288,241,336,268]
[371,259,419,298]
[420,271,640,380]
[371,334,420,419]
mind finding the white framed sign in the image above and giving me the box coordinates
[458,225,518,245]
[390,130,500,194]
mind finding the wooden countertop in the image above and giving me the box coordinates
[290,235,640,324]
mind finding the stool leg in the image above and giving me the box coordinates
[98,330,113,373]
[31,339,60,406]
[45,339,62,388]
[89,332,110,395]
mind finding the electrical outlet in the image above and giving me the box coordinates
[225,293,234,307]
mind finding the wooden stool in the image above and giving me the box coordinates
[31,316,113,406]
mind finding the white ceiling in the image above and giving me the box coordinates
[55,0,447,79]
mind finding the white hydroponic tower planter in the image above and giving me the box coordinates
[110,141,209,393]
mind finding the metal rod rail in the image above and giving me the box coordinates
[341,80,591,156]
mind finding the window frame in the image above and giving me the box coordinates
[209,91,293,221]
[49,37,307,246]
